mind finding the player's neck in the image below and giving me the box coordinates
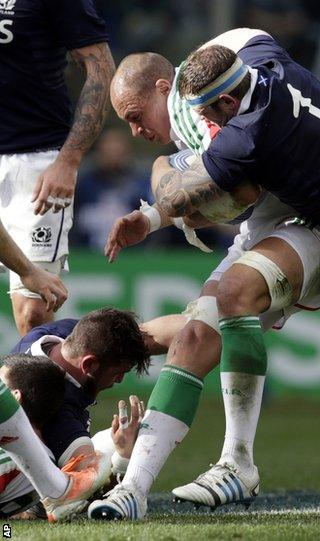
[49,343,85,386]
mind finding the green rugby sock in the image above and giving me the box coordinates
[220,315,267,375]
[219,316,266,475]
[148,364,203,427]
[123,365,203,495]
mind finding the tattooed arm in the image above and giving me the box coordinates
[32,42,115,215]
[153,155,223,218]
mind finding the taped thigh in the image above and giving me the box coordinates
[236,251,293,311]
[182,296,220,334]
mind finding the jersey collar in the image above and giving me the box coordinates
[237,67,258,115]
[30,335,81,388]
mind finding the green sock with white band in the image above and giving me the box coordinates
[219,316,267,475]
[122,365,203,495]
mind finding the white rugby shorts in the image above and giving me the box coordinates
[0,151,73,295]
[207,191,320,330]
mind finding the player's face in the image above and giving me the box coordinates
[195,94,239,127]
[114,90,171,144]
[96,362,133,391]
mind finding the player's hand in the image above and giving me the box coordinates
[105,211,150,263]
[31,157,77,216]
[20,264,68,312]
[111,395,145,459]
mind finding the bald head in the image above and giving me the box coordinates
[111,52,174,102]
[111,52,174,145]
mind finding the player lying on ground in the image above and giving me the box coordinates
[0,354,66,518]
[0,353,116,522]
[88,29,320,519]
[10,308,149,518]
[0,353,143,520]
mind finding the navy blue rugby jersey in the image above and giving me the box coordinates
[202,35,320,226]
[0,0,108,154]
[11,318,95,463]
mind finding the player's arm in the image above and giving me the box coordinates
[105,204,173,263]
[33,42,115,215]
[154,155,260,219]
[0,220,67,311]
[153,155,224,218]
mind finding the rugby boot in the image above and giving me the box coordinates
[172,459,259,510]
[88,483,147,520]
[43,451,112,522]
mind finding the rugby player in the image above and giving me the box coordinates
[0,0,115,335]
[0,352,116,523]
[0,354,66,517]
[11,309,149,488]
[89,30,320,519]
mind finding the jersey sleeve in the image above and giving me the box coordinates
[44,0,108,50]
[239,35,291,68]
[42,407,91,464]
[10,319,79,353]
[202,124,258,192]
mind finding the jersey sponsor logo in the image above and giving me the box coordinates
[0,0,16,11]
[31,226,52,246]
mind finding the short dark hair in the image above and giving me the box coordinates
[179,44,250,101]
[0,354,65,428]
[64,308,150,375]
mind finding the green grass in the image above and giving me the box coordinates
[1,396,319,540]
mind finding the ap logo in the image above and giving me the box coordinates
[0,0,16,10]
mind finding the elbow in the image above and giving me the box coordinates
[158,194,186,218]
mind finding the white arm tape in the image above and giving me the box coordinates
[111,451,130,475]
[173,217,213,253]
[139,200,162,233]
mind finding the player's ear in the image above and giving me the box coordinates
[81,355,100,377]
[218,93,239,114]
[155,78,171,96]
[11,389,22,404]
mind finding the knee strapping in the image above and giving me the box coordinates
[182,296,220,334]
[236,251,293,310]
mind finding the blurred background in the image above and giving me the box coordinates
[1,0,320,491]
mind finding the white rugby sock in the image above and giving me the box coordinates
[219,372,265,476]
[122,410,189,496]
[0,382,68,499]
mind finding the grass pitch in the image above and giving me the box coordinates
[1,397,319,540]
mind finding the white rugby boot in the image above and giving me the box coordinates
[172,460,259,510]
[88,483,147,521]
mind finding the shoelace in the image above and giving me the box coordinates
[197,462,239,484]
[102,481,126,499]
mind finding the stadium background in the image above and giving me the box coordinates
[1,3,320,537]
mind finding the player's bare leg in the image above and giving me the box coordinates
[88,237,304,519]
[12,295,54,336]
[173,236,303,508]
[10,260,63,335]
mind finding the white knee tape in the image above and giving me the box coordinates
[236,251,293,310]
[182,296,220,334]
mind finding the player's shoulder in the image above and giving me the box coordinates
[11,319,79,354]
[238,34,292,69]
